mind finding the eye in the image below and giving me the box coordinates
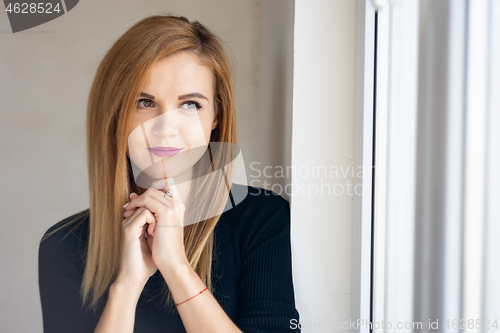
[180,101,202,111]
[137,99,155,109]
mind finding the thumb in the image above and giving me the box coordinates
[150,178,168,193]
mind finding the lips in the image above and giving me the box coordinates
[147,147,182,158]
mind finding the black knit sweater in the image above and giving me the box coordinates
[38,185,301,332]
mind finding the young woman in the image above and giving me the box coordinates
[38,15,300,333]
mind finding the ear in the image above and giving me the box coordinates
[211,119,218,130]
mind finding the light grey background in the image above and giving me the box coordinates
[0,0,293,331]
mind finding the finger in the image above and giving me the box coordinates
[124,188,174,212]
[123,190,177,226]
[145,229,154,248]
[166,177,185,213]
[122,207,145,227]
[147,216,156,235]
[123,208,137,218]
[123,189,182,228]
[122,207,156,237]
[166,177,185,227]
[145,188,182,227]
[166,177,181,204]
[122,193,139,211]
[147,186,175,203]
[144,221,156,238]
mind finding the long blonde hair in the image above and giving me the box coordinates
[41,15,237,315]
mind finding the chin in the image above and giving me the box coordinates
[134,163,191,188]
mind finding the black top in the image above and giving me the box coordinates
[38,185,301,333]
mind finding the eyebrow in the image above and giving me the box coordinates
[138,92,209,102]
[179,92,209,101]
[139,92,155,100]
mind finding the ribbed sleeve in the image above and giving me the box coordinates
[38,219,101,333]
[232,189,301,333]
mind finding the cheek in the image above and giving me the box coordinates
[180,115,215,145]
[127,120,152,164]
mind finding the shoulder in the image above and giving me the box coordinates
[40,209,90,246]
[38,209,90,280]
[225,184,291,254]
[227,184,290,219]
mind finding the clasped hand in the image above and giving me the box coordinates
[118,177,187,288]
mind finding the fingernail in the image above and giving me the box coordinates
[123,202,129,208]
[122,211,126,216]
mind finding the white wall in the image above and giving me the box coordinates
[291,0,359,332]
[0,1,293,332]
[236,0,295,200]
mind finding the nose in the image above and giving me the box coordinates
[151,110,180,137]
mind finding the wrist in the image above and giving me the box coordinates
[111,278,145,299]
[158,257,191,280]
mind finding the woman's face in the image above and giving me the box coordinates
[126,51,218,186]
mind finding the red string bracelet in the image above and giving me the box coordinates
[175,287,208,307]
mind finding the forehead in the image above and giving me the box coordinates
[141,52,215,97]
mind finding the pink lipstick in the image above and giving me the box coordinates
[147,146,182,158]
